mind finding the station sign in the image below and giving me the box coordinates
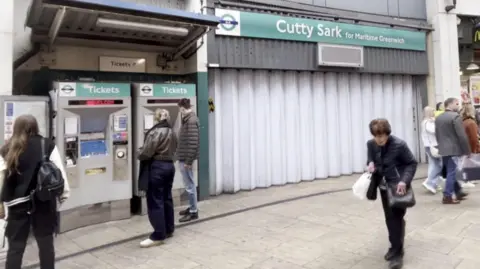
[215,8,426,51]
[138,83,196,98]
[58,82,131,97]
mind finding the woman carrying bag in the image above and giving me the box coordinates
[366,119,418,269]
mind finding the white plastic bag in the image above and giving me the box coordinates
[352,173,372,200]
[457,154,480,171]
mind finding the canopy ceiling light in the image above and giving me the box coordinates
[466,63,480,70]
[96,18,189,37]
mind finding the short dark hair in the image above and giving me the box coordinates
[178,98,191,109]
[444,97,457,109]
[369,118,392,136]
[436,102,443,111]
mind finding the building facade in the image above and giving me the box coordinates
[206,0,430,195]
[0,0,431,232]
[4,0,219,235]
[426,0,480,103]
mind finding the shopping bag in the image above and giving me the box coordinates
[459,154,480,181]
[352,173,372,200]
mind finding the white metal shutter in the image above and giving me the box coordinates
[209,69,418,195]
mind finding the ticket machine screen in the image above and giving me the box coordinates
[80,139,107,157]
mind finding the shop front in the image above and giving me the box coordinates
[13,0,218,232]
[207,2,428,195]
[426,0,480,103]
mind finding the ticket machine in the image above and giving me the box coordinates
[51,81,132,232]
[131,83,197,214]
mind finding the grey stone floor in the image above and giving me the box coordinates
[8,164,480,268]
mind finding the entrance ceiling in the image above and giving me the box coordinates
[26,0,220,59]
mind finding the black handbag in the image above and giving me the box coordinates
[386,183,416,208]
[366,172,381,200]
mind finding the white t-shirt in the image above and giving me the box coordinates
[421,118,437,147]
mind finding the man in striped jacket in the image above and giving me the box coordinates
[177,98,200,222]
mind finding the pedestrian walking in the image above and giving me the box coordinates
[0,114,70,269]
[366,118,417,269]
[137,109,177,248]
[421,106,443,194]
[435,98,471,204]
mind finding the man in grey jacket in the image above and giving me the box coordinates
[435,97,471,204]
[176,98,200,222]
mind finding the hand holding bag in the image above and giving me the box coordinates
[352,173,372,200]
[366,172,381,201]
[387,183,416,208]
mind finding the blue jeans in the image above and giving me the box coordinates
[147,160,175,241]
[442,156,462,197]
[425,147,443,188]
[178,161,198,213]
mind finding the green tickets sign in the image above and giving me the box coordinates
[215,8,426,51]
[58,82,131,97]
[138,83,196,97]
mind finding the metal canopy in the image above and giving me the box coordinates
[26,0,220,59]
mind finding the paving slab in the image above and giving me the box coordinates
[18,164,480,269]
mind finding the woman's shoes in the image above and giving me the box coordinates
[384,248,404,261]
[389,257,403,269]
[422,180,437,194]
[140,238,164,248]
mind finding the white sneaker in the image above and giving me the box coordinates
[140,238,164,248]
[461,181,476,188]
[422,180,437,194]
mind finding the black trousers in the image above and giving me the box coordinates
[380,190,406,254]
[5,201,56,269]
[147,160,175,241]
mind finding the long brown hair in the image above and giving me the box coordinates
[0,115,40,176]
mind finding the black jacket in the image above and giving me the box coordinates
[176,112,199,165]
[1,136,55,203]
[367,135,417,185]
[137,120,175,192]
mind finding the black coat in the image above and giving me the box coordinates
[366,136,418,200]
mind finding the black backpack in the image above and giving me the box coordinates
[33,138,65,202]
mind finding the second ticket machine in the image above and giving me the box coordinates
[131,83,197,214]
[51,82,132,232]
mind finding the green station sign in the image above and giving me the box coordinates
[58,82,131,97]
[215,8,426,51]
[138,83,196,97]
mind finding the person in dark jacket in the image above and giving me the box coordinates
[137,109,177,248]
[0,114,70,269]
[176,98,200,222]
[366,119,417,269]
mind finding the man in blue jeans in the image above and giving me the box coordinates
[177,98,200,222]
[435,97,471,204]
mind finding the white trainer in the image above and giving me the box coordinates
[140,238,164,248]
[461,181,476,188]
[422,180,437,194]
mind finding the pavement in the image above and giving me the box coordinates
[3,164,480,269]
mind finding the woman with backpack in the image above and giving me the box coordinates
[0,114,70,269]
